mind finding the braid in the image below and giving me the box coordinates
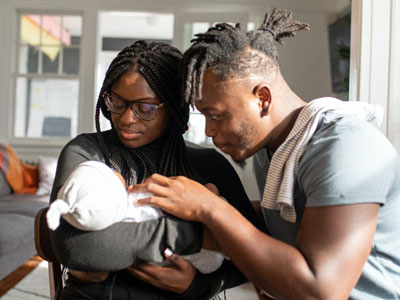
[181,8,310,105]
[260,8,310,45]
[95,40,203,185]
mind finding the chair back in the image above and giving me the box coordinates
[34,207,63,300]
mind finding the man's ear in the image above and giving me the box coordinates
[253,85,271,116]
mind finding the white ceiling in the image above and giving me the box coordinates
[99,11,174,39]
[61,0,350,39]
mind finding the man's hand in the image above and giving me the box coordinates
[127,248,196,294]
[132,174,226,222]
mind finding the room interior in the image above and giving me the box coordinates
[0,0,356,199]
[0,0,399,298]
[0,0,398,201]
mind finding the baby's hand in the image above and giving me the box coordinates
[205,183,219,196]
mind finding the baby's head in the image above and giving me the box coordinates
[112,170,126,187]
[47,161,129,231]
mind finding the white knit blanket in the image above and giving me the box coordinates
[260,97,383,223]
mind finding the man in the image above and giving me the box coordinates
[132,8,400,299]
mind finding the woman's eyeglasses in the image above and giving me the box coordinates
[103,92,164,121]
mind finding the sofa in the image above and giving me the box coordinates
[0,156,52,280]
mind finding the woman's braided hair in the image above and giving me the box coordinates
[181,8,310,105]
[95,40,201,186]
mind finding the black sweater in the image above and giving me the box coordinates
[50,130,257,299]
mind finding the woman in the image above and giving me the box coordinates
[50,40,257,299]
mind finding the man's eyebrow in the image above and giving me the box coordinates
[196,107,219,114]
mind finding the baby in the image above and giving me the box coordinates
[47,161,225,274]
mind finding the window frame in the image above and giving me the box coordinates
[12,10,83,143]
[173,12,248,147]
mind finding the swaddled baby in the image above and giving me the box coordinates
[47,160,162,231]
[46,161,225,274]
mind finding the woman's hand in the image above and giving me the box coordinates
[69,269,109,282]
[133,174,226,222]
[204,183,219,195]
[127,248,196,294]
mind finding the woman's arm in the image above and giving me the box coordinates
[50,134,203,272]
[129,250,247,299]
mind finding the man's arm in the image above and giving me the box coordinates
[129,149,257,298]
[206,200,379,299]
[135,174,379,300]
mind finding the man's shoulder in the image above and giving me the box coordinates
[311,113,390,153]
[317,112,374,134]
[299,113,398,182]
[299,112,399,201]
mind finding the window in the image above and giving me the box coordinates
[179,16,249,146]
[14,13,82,139]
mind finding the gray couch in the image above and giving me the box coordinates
[0,171,49,280]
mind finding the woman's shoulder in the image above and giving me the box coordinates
[67,131,99,145]
[185,140,233,170]
[60,131,112,161]
[63,131,112,149]
[185,141,219,158]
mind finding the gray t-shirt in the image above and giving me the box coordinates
[253,112,400,299]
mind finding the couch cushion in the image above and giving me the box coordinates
[0,171,12,196]
[0,194,48,217]
[0,213,34,255]
[36,156,57,196]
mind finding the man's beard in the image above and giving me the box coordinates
[231,120,257,169]
[233,158,247,169]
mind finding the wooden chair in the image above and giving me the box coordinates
[34,207,64,300]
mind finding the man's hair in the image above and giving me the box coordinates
[181,8,310,105]
[95,40,201,185]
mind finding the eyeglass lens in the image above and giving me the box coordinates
[105,95,159,121]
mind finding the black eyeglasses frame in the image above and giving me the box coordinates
[103,92,164,121]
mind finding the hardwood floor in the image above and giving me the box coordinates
[0,256,43,297]
[0,256,266,300]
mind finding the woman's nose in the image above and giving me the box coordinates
[119,106,140,124]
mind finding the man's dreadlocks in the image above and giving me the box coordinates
[181,8,310,105]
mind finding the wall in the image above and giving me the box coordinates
[277,10,335,102]
[0,0,343,199]
[349,0,400,153]
[388,0,400,152]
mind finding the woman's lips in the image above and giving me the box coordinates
[119,130,141,140]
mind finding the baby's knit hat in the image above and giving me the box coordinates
[47,161,128,231]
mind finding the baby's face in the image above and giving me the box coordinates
[113,171,126,188]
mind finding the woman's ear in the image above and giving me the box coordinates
[253,85,272,116]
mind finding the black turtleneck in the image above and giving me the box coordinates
[50,130,257,300]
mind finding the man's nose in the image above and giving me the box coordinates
[205,119,216,137]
